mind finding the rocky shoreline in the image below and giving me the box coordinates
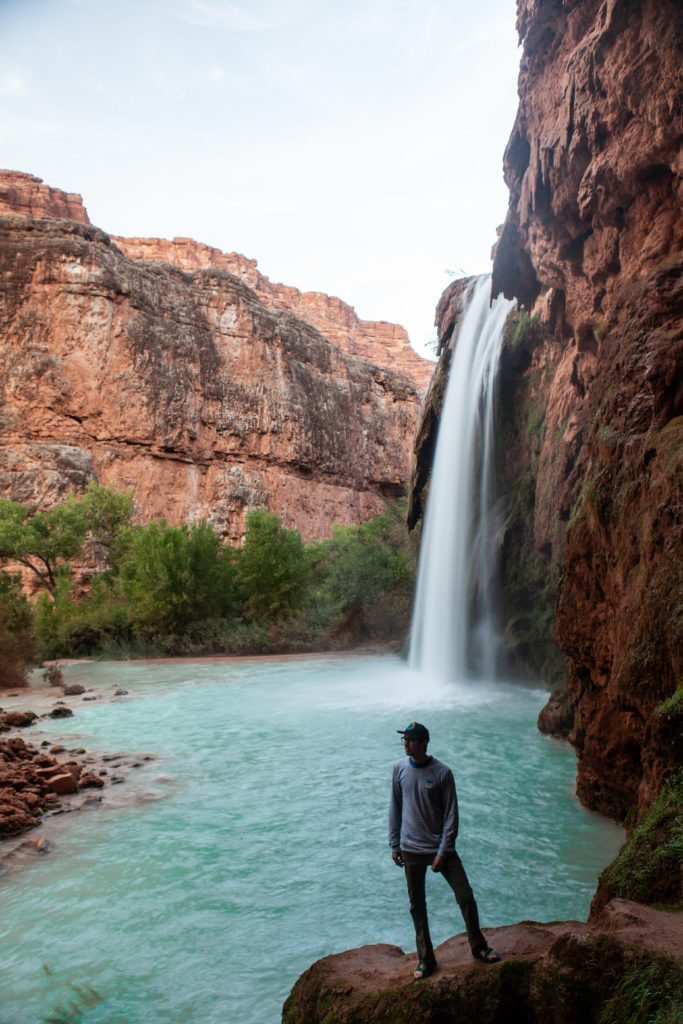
[0,675,157,871]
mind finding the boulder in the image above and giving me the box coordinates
[62,684,85,696]
[0,711,37,729]
[49,706,74,719]
[283,902,683,1024]
[47,773,77,795]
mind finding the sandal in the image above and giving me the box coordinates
[413,960,436,980]
[473,946,500,963]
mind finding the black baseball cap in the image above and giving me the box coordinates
[397,721,429,742]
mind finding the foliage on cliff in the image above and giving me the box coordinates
[593,763,683,914]
[0,486,415,662]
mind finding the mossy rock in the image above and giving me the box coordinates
[594,768,683,911]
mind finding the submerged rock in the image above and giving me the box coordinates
[537,683,574,739]
[0,711,37,729]
[49,706,73,719]
[62,684,85,696]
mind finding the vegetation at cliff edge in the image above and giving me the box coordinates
[0,484,416,681]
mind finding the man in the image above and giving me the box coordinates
[389,721,500,979]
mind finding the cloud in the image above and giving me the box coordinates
[0,72,26,96]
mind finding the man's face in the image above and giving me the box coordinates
[404,736,428,760]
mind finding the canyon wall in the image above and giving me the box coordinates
[0,171,433,545]
[492,0,682,821]
[411,0,682,822]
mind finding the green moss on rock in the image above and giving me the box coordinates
[594,769,683,911]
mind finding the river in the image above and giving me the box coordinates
[0,654,623,1024]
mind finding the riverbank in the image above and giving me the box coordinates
[0,674,159,865]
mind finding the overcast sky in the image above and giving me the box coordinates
[1,0,521,356]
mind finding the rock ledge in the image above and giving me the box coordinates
[283,900,683,1023]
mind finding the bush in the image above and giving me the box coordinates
[306,498,415,640]
[235,510,307,622]
[121,519,236,635]
[0,570,34,686]
[598,953,683,1024]
[25,493,417,658]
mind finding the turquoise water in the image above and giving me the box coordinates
[1,655,623,1024]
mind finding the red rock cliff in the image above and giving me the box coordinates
[492,0,683,819]
[0,171,431,543]
[112,236,434,392]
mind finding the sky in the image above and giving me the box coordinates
[0,0,521,356]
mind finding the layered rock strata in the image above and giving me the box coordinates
[112,235,434,392]
[0,170,89,225]
[0,171,432,543]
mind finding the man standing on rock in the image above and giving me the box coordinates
[389,721,500,979]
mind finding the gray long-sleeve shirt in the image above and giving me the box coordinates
[388,755,459,856]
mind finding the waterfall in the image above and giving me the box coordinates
[409,275,515,682]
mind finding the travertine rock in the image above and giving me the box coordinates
[283,902,683,1024]
[0,171,432,544]
[490,0,683,819]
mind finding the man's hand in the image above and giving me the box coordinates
[392,850,404,868]
[431,854,445,873]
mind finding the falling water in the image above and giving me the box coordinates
[410,275,515,682]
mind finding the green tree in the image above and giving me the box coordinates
[121,519,235,635]
[316,499,415,616]
[0,496,87,592]
[236,509,307,622]
[0,570,34,686]
[80,482,136,571]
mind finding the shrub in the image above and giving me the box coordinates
[597,769,683,908]
[121,519,236,635]
[235,510,307,622]
[0,570,34,686]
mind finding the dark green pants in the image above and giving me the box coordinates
[402,850,486,966]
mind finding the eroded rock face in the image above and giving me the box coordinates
[0,171,90,224]
[0,171,432,543]
[490,0,683,819]
[112,235,435,392]
[493,0,683,329]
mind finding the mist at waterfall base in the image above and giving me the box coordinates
[410,275,516,684]
[1,658,623,1024]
